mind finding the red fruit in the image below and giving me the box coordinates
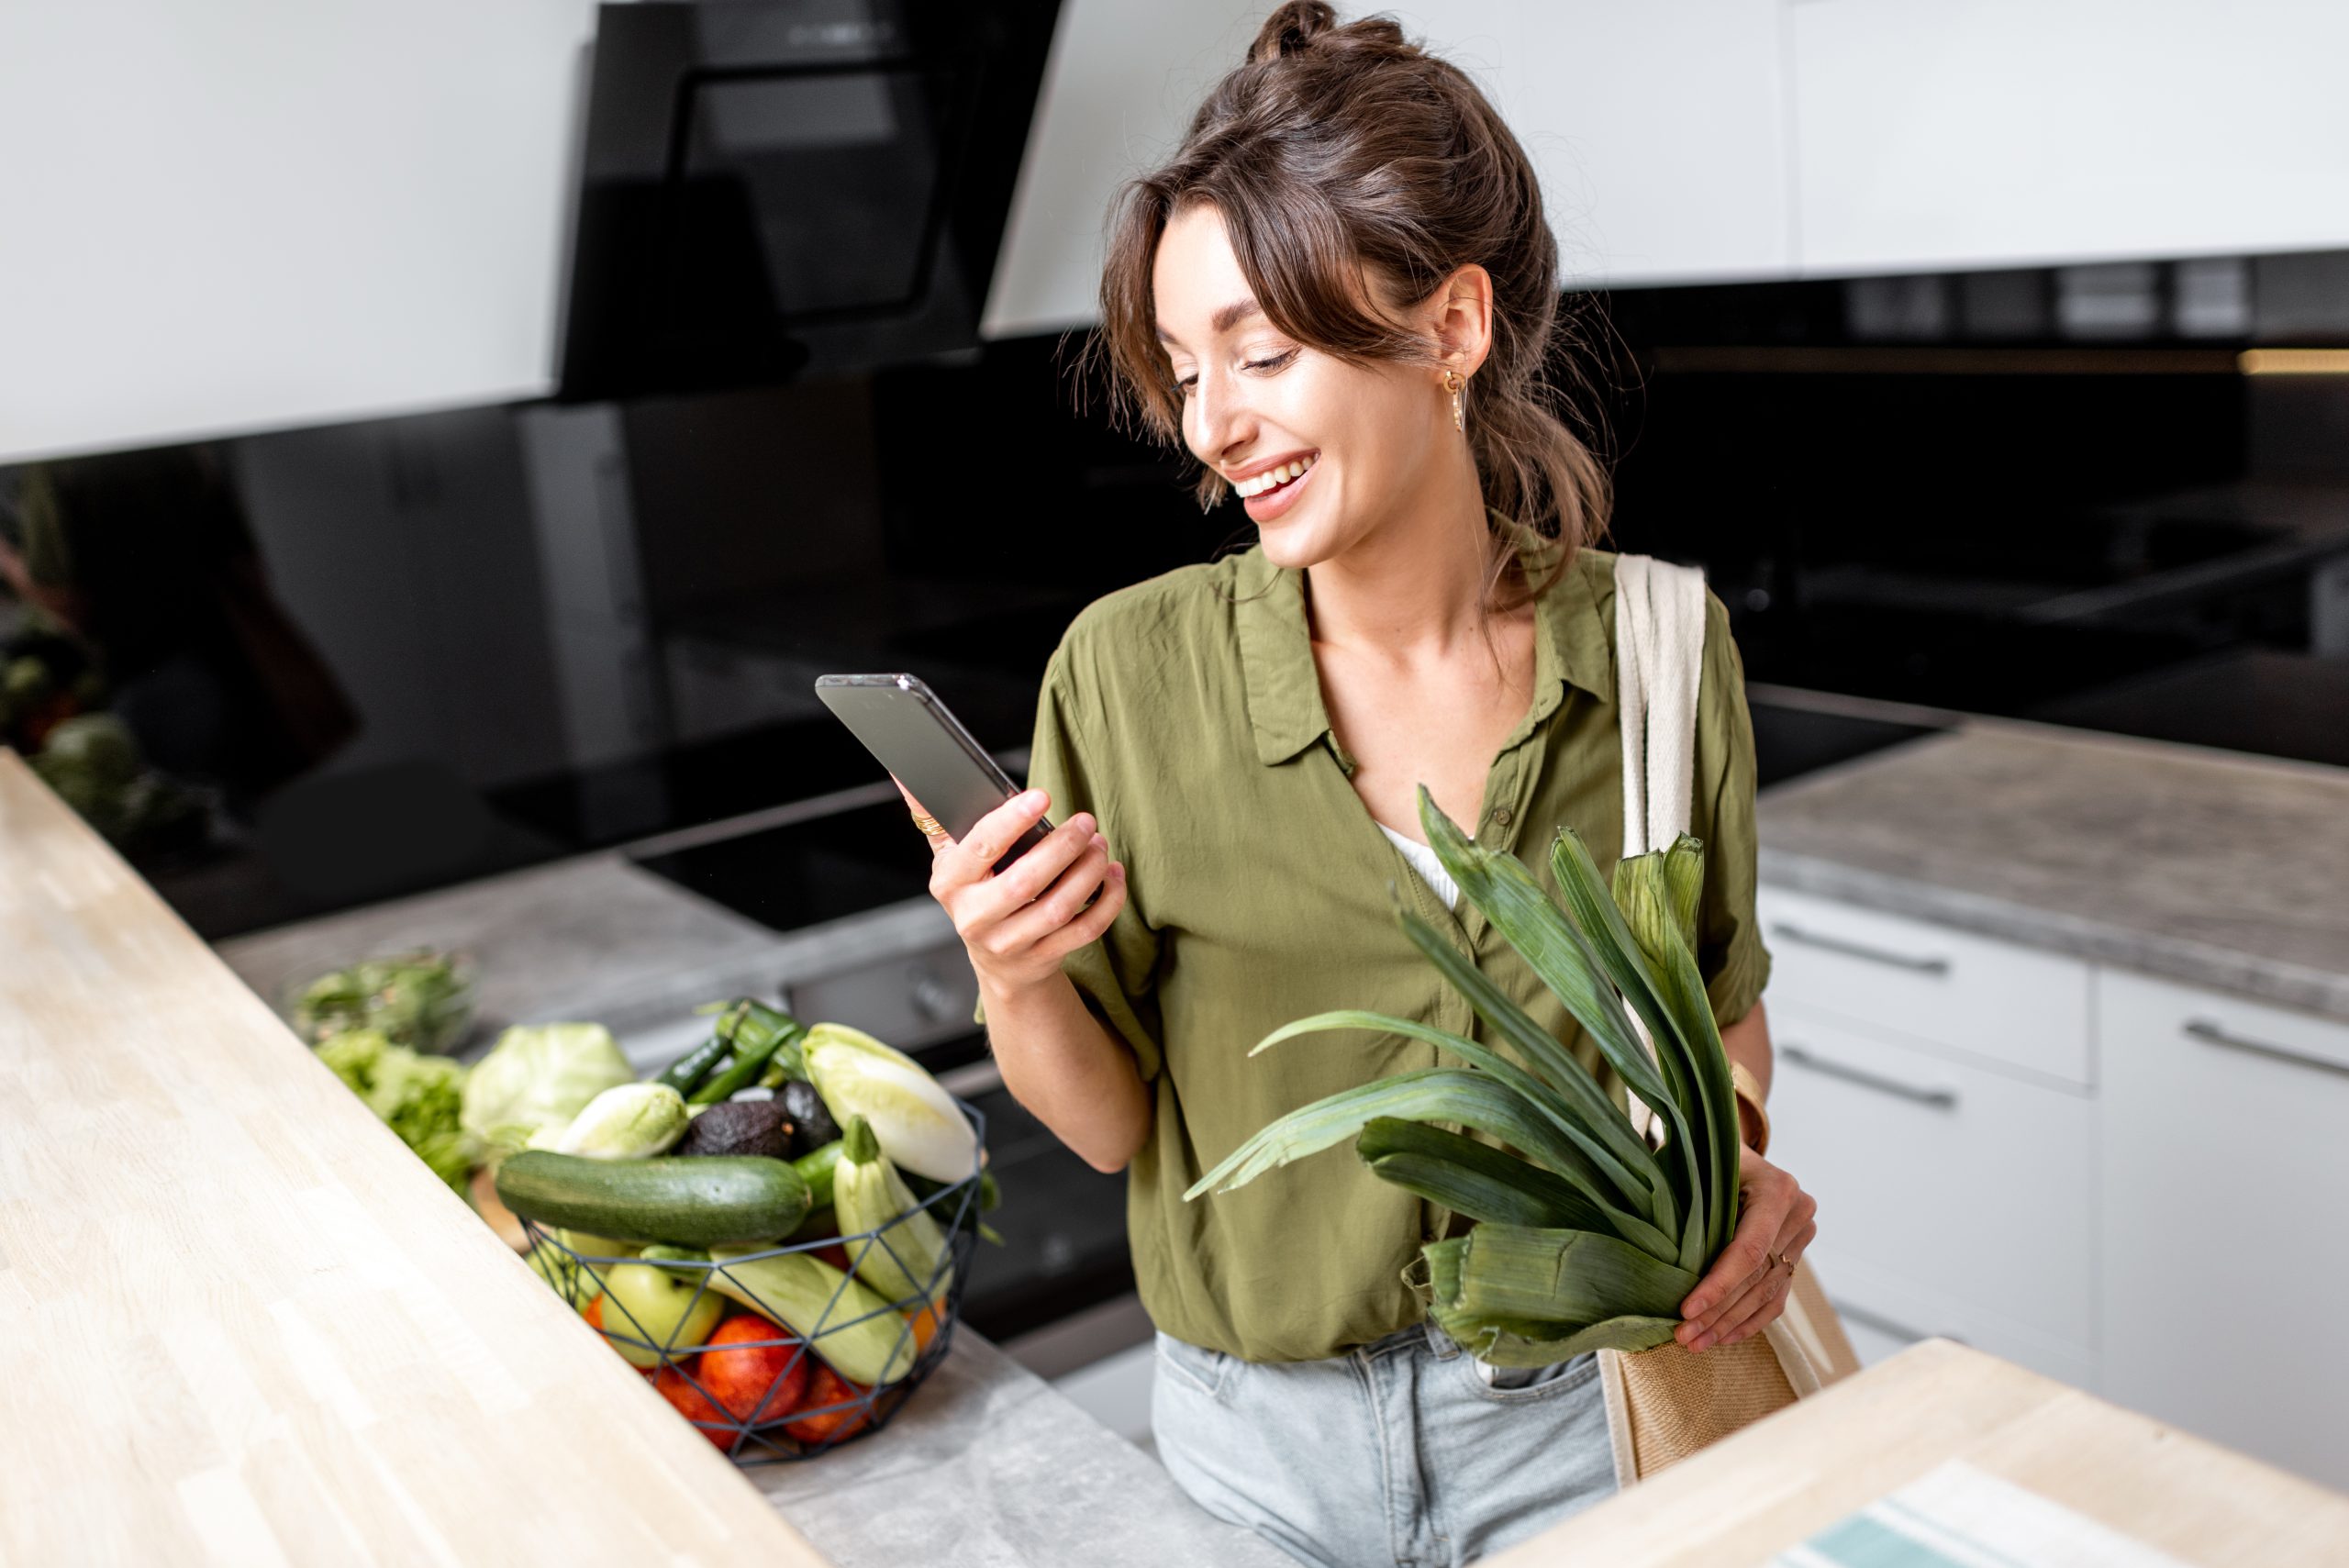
[784,1363,873,1445]
[696,1313,810,1425]
[814,1241,852,1273]
[653,1365,738,1451]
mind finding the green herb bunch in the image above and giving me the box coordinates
[1186,786,1744,1366]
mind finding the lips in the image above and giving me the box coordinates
[1241,453,1317,522]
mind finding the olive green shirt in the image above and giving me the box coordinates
[1012,536,1771,1363]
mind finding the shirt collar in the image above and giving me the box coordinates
[1235,512,1615,768]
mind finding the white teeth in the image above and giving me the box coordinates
[1236,454,1315,497]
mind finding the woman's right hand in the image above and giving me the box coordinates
[901,783,1129,995]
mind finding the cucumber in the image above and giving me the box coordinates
[495,1151,810,1246]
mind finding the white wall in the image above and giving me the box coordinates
[0,0,600,465]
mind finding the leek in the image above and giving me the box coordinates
[1187,786,1745,1363]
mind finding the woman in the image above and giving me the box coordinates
[908,6,1817,1563]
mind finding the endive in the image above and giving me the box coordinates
[1186,786,1743,1366]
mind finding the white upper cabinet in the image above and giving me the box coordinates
[984,0,1795,336]
[1789,0,2349,276]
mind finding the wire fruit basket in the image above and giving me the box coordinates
[524,1098,986,1463]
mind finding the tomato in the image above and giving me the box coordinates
[783,1363,872,1444]
[653,1365,739,1451]
[695,1313,810,1425]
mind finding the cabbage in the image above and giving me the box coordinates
[460,1023,632,1162]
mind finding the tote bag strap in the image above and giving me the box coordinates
[1601,555,1844,1488]
[1612,552,1708,858]
[1612,553,1707,1150]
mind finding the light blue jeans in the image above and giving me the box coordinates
[1151,1322,1618,1568]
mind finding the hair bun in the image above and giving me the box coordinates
[1249,0,1339,64]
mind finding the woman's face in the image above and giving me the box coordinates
[1152,202,1460,573]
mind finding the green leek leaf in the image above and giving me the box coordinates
[1354,1117,1612,1231]
[1184,1067,1677,1262]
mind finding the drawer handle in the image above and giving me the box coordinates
[1781,1042,1960,1109]
[1768,922,1951,976]
[2184,1018,2349,1079]
[1831,1300,1964,1349]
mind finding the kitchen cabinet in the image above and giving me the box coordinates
[2097,969,2349,1491]
[1757,886,2098,1387]
[984,0,1794,336]
[1788,0,2349,275]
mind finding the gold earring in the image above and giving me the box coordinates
[1442,369,1464,433]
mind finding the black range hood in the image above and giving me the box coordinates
[556,0,1062,401]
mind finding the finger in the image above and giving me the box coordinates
[1032,862,1128,963]
[891,777,953,857]
[988,838,1111,954]
[935,789,1050,887]
[1681,1211,1804,1342]
[1698,1262,1796,1351]
[891,776,930,819]
[959,815,1097,925]
[1685,1202,1813,1341]
[1680,1199,1787,1326]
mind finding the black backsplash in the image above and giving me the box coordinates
[6,251,2345,940]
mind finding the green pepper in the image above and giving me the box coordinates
[655,1030,732,1095]
[689,1005,807,1105]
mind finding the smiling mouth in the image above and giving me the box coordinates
[1231,451,1318,498]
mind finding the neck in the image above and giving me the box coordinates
[1303,458,1501,658]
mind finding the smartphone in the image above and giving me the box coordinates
[813,673,1052,871]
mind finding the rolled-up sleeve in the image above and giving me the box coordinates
[1690,590,1772,1029]
[971,648,1166,1083]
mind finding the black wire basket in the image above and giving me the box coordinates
[524,1096,986,1463]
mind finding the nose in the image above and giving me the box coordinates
[1186,363,1253,472]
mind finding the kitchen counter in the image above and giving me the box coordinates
[1490,1337,2349,1566]
[1758,721,2349,1022]
[0,751,1286,1567]
[0,751,821,1565]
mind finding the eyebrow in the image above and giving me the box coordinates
[1156,297,1264,347]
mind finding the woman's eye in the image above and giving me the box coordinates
[1247,350,1298,374]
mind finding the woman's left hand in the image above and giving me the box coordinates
[1675,1145,1818,1354]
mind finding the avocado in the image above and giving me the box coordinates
[673,1099,794,1161]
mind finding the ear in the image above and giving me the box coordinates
[1429,262,1495,379]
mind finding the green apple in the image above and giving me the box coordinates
[598,1262,725,1368]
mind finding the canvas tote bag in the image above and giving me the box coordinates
[1598,555,1862,1485]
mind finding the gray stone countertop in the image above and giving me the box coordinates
[216,850,957,1065]
[754,1332,1293,1568]
[1758,722,2349,1022]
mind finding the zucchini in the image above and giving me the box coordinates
[495,1151,810,1246]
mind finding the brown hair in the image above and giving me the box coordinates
[1087,0,1612,606]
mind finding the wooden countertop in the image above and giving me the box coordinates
[1494,1338,2349,1567]
[0,752,827,1565]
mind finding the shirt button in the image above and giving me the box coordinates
[1492,806,1515,828]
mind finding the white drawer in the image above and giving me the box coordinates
[1768,1004,2095,1352]
[1757,885,2093,1087]
[1809,1254,2095,1392]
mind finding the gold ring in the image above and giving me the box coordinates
[910,812,946,840]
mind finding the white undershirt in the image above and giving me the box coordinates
[1375,822,1460,911]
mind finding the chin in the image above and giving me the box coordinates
[1252,504,1348,573]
